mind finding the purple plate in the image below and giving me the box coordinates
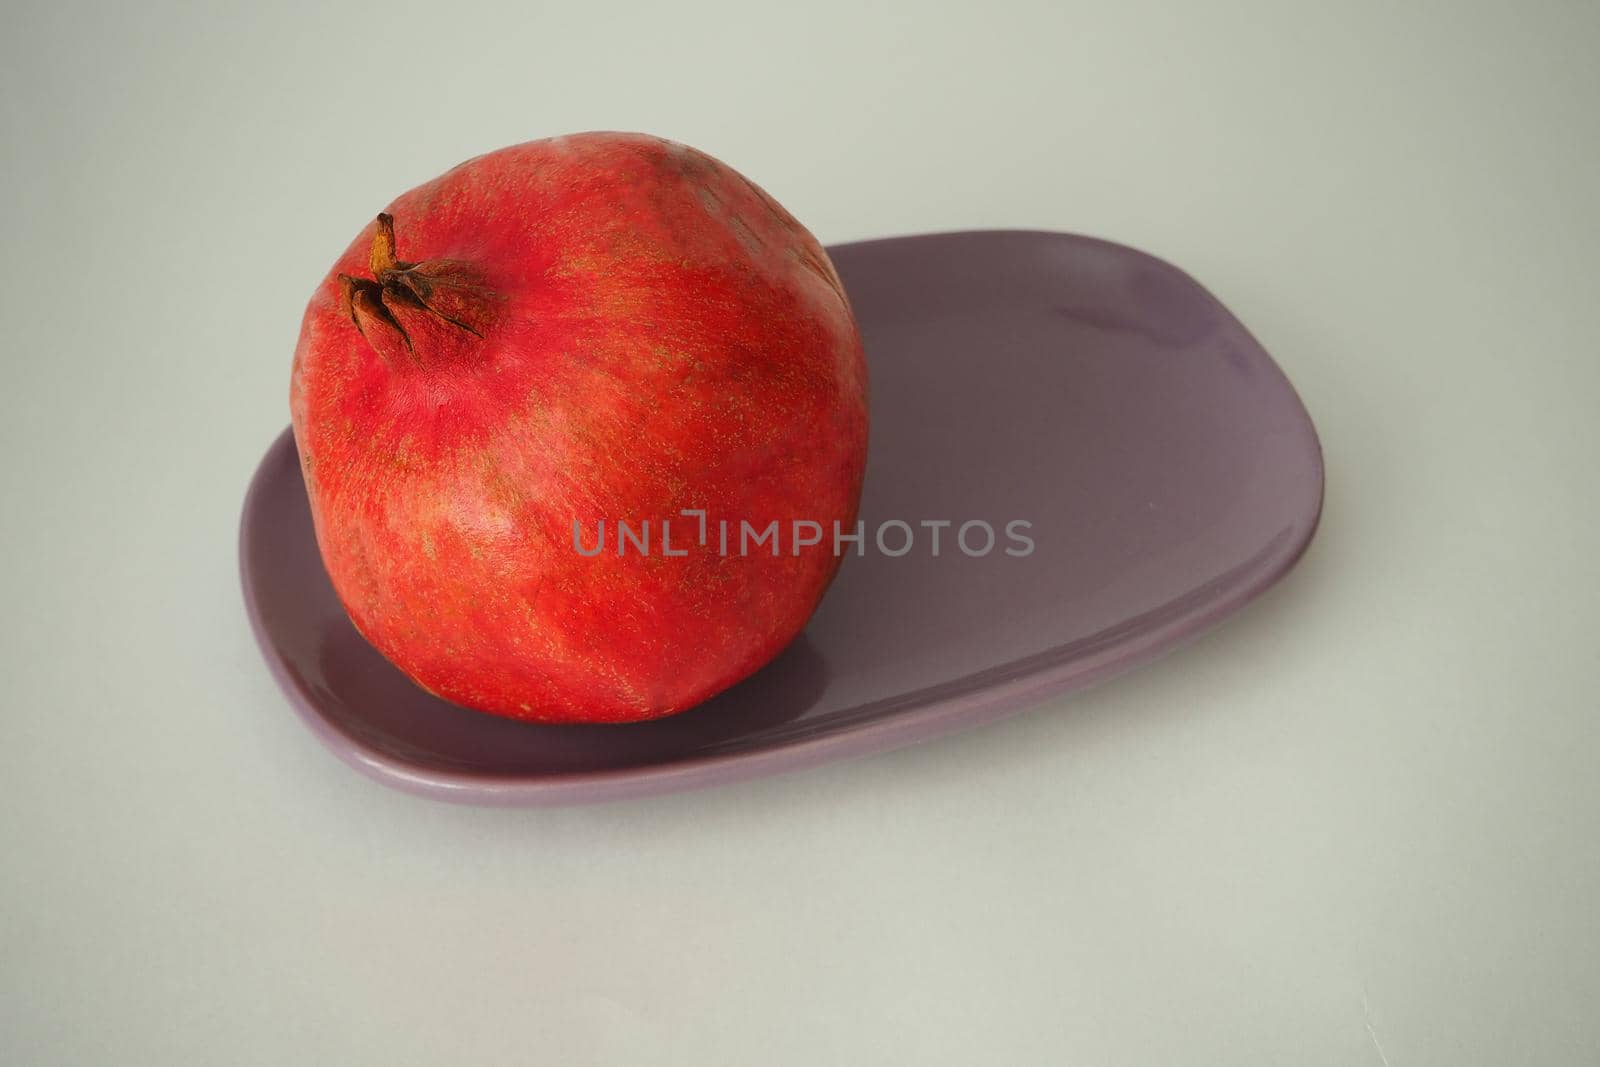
[240,231,1323,805]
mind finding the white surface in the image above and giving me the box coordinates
[3,2,1597,1063]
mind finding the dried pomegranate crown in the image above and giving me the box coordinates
[337,213,496,360]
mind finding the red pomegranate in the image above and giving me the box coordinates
[290,133,868,724]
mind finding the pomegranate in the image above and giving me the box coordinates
[290,133,868,724]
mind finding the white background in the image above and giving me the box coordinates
[3,2,1597,1063]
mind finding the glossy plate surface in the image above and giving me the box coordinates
[240,231,1323,804]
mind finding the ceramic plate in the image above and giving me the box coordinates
[240,230,1323,804]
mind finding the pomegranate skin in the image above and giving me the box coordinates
[289,133,867,724]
